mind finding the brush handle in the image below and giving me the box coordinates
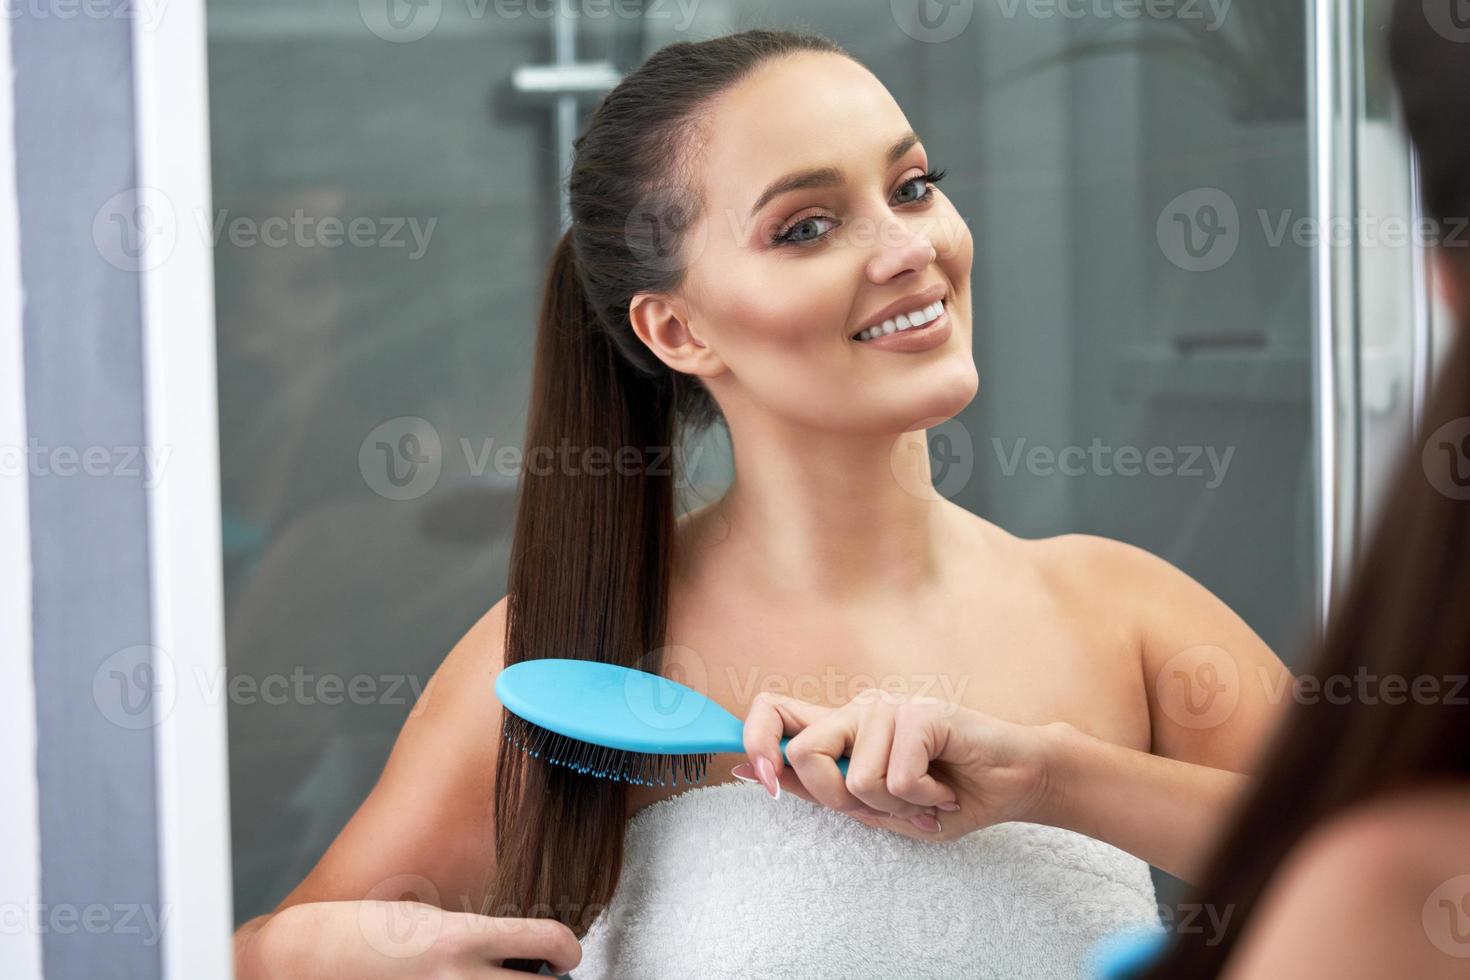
[777,735,851,776]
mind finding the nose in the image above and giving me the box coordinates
[865,215,938,283]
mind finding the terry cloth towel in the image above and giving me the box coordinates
[572,781,1162,980]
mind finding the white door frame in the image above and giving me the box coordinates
[0,8,43,978]
[132,2,236,977]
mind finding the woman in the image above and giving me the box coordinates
[234,29,1289,979]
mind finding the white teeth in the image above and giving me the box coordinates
[855,299,945,342]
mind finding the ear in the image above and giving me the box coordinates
[1434,250,1469,325]
[628,293,726,379]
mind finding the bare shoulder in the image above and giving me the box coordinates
[1024,531,1192,594]
[1017,531,1289,769]
[1225,783,1470,978]
[1014,531,1192,635]
[1306,783,1470,878]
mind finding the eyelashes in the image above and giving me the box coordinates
[770,168,948,247]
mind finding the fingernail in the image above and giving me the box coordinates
[754,756,780,800]
[937,800,961,812]
[910,813,942,833]
[731,763,758,783]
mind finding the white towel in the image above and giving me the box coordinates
[572,781,1161,980]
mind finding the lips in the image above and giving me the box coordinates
[850,283,949,341]
[851,303,952,353]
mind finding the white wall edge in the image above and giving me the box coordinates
[0,8,43,980]
[131,1,236,977]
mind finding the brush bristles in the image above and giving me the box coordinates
[501,712,712,787]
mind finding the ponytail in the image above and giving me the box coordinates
[489,227,676,938]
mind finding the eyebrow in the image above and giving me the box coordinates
[747,131,924,218]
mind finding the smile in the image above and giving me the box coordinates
[852,297,946,342]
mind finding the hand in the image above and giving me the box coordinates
[736,688,1057,841]
[247,899,582,979]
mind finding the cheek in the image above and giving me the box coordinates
[706,277,847,356]
[935,203,974,277]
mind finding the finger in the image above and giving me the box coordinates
[742,691,832,798]
[785,712,861,815]
[472,917,581,975]
[888,703,960,809]
[842,703,928,819]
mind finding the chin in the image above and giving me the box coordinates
[896,358,979,432]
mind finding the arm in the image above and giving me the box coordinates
[1032,721,1250,883]
[1030,535,1293,883]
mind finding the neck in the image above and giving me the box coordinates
[689,412,966,601]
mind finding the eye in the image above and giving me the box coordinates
[771,214,837,246]
[896,168,946,205]
[768,166,948,248]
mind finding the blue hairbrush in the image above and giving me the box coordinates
[496,658,851,786]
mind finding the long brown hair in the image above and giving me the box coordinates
[1138,3,1470,975]
[483,28,851,954]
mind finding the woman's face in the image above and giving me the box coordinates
[636,52,978,437]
